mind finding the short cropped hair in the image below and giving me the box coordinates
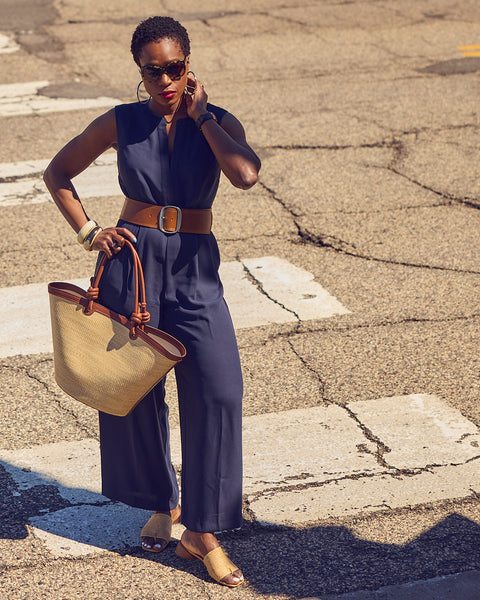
[131,16,191,65]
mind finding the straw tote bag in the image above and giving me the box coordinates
[48,239,186,416]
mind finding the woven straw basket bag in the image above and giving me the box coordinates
[48,239,186,416]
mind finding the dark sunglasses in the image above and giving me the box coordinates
[140,58,187,82]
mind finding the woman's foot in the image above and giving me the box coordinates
[176,530,244,587]
[141,505,181,552]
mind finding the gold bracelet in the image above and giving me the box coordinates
[77,220,99,245]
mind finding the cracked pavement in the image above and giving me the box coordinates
[1,0,480,598]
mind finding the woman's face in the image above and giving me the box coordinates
[138,38,189,114]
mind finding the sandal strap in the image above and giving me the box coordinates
[203,547,239,582]
[140,512,172,541]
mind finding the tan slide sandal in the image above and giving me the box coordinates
[141,511,179,553]
[175,541,244,587]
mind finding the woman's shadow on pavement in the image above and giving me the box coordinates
[1,461,480,598]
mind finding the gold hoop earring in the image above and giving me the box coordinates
[136,81,150,104]
[184,71,197,98]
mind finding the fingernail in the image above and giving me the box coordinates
[133,236,137,243]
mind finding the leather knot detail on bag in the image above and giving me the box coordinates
[140,308,151,323]
[85,286,100,314]
[130,308,150,337]
[130,312,142,325]
[86,286,100,300]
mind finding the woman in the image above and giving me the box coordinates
[44,16,261,587]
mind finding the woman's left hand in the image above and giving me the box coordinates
[185,76,208,121]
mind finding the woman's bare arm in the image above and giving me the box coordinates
[201,111,261,190]
[43,109,135,257]
[185,81,261,189]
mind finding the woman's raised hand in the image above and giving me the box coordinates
[185,76,208,121]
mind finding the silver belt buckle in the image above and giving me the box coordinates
[158,205,182,234]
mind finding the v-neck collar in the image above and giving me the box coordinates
[143,104,190,162]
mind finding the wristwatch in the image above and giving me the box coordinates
[196,111,218,130]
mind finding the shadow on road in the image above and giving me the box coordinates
[1,461,480,597]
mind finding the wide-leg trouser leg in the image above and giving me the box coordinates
[163,299,243,533]
[99,379,180,511]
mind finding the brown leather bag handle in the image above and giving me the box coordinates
[84,239,150,335]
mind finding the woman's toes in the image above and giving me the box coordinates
[142,536,167,551]
[141,536,154,549]
[221,569,244,586]
[153,540,166,550]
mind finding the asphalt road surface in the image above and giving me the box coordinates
[1,1,480,599]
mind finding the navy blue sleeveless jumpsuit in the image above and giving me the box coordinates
[97,101,243,533]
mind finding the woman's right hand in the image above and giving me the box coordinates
[90,227,137,259]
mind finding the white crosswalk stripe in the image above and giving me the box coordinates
[1,395,479,556]
[0,34,19,54]
[0,154,119,207]
[0,258,349,358]
[0,81,119,117]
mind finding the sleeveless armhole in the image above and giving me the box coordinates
[206,103,228,126]
[114,104,129,147]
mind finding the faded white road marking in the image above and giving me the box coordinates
[0,158,50,178]
[0,259,348,358]
[0,34,19,54]
[0,154,119,207]
[251,461,480,525]
[0,81,119,117]
[0,278,88,358]
[0,396,478,556]
[348,394,480,468]
[2,438,102,504]
[240,405,381,493]
[220,261,298,328]
[249,395,480,525]
[243,256,349,321]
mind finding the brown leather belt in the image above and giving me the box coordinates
[119,197,212,234]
